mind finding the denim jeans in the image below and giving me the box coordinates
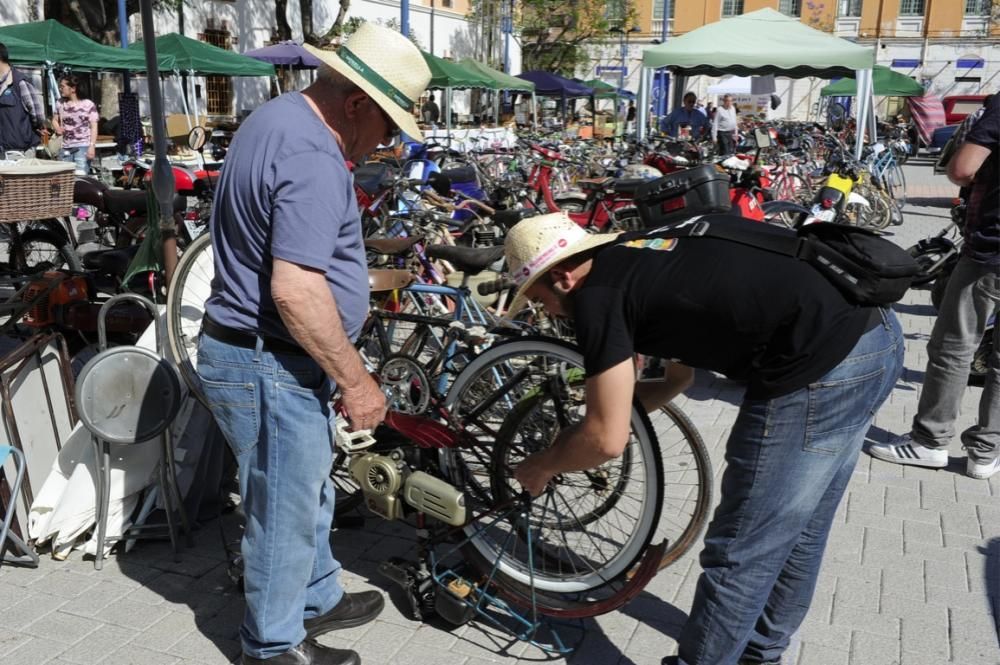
[59,145,90,175]
[197,333,344,658]
[678,308,903,665]
[912,256,1000,462]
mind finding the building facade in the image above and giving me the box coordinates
[0,0,516,122]
[587,0,999,121]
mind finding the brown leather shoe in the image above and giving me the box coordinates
[241,639,359,665]
[305,590,385,639]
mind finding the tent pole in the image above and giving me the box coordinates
[867,75,878,145]
[177,76,193,130]
[532,92,538,129]
[188,72,199,126]
[446,87,452,133]
[637,66,648,139]
[854,68,870,159]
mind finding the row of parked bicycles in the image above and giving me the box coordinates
[0,118,920,650]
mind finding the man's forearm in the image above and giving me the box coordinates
[534,422,616,477]
[273,273,369,391]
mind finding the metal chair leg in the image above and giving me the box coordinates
[162,428,193,547]
[158,458,179,561]
[93,435,107,570]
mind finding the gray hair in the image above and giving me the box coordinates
[317,64,362,96]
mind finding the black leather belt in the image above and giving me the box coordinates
[202,315,309,356]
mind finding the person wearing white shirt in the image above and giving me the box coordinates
[713,94,739,155]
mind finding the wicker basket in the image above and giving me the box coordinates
[0,160,75,223]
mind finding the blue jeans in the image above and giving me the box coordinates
[59,146,90,175]
[197,333,344,658]
[678,308,903,665]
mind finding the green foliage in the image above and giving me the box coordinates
[476,0,637,76]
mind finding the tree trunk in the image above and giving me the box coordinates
[300,0,315,44]
[275,0,293,41]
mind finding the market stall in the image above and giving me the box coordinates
[517,71,594,128]
[639,8,876,157]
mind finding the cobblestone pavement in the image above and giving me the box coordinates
[2,159,998,665]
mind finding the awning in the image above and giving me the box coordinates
[129,33,275,76]
[641,8,874,78]
[422,51,493,89]
[244,41,322,69]
[459,59,535,92]
[0,19,174,71]
[517,71,592,97]
[820,65,924,97]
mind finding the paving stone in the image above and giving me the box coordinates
[23,610,103,646]
[941,509,983,539]
[835,576,879,612]
[3,636,67,665]
[59,581,133,617]
[831,603,900,639]
[849,631,901,665]
[925,583,992,610]
[796,642,849,665]
[0,631,33,658]
[902,519,943,546]
[26,570,101,599]
[98,645,180,665]
[57,625,138,665]
[94,598,174,632]
[900,616,949,659]
[924,558,969,591]
[847,486,885,516]
[136,611,199,653]
[846,510,902,534]
[165,630,240,665]
[4,592,68,631]
[864,525,904,558]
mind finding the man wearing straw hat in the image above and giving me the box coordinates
[503,212,904,665]
[197,24,430,665]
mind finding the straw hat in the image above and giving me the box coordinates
[505,213,622,313]
[303,23,431,141]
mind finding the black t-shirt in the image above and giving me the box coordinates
[572,217,873,399]
[962,95,1000,263]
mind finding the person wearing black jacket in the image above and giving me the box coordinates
[503,212,904,665]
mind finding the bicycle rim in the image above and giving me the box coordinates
[442,337,663,594]
[166,232,213,400]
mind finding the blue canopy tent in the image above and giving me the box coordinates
[516,71,595,125]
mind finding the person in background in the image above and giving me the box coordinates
[0,42,45,156]
[627,100,636,123]
[713,94,739,155]
[52,75,99,174]
[869,94,1000,480]
[421,92,440,125]
[661,92,709,139]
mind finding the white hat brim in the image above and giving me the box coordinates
[507,232,623,315]
[303,44,423,142]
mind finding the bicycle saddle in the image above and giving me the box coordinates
[364,236,423,256]
[368,269,415,294]
[424,244,504,275]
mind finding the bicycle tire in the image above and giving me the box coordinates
[441,336,663,595]
[886,162,906,210]
[18,229,82,273]
[165,232,213,402]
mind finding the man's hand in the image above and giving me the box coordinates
[340,374,387,432]
[514,451,555,497]
[86,145,96,160]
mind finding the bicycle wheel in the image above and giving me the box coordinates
[166,232,213,400]
[885,162,906,210]
[441,337,663,595]
[19,229,82,272]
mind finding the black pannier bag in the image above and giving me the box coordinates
[633,164,732,228]
[653,214,922,305]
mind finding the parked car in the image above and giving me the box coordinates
[930,95,989,150]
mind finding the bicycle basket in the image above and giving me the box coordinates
[0,160,75,223]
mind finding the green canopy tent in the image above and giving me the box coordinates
[0,20,175,109]
[820,65,924,97]
[639,8,876,155]
[421,52,495,131]
[129,33,275,131]
[457,58,536,127]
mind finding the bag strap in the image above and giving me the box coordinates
[654,216,811,260]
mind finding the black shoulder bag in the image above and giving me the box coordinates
[655,215,922,305]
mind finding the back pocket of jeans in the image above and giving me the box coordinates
[201,378,260,456]
[804,368,884,454]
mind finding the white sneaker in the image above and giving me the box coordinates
[868,435,948,468]
[967,456,1000,480]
